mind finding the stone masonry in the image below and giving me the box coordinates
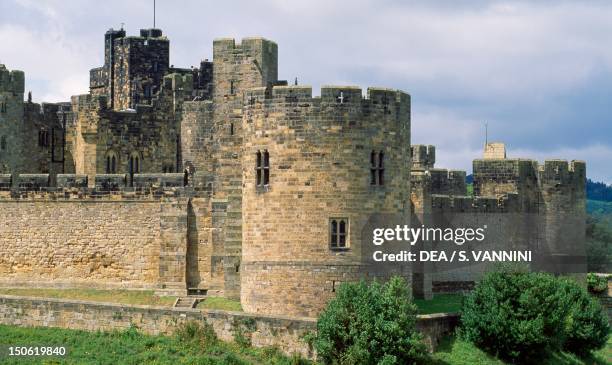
[0,27,587,318]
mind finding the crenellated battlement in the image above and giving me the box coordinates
[473,157,585,191]
[213,37,278,53]
[0,65,24,94]
[430,192,520,213]
[243,85,410,129]
[411,145,436,170]
[0,173,204,198]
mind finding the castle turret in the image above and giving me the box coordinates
[240,85,412,317]
[0,65,25,175]
[90,28,169,110]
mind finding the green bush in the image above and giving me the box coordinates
[559,279,610,355]
[460,271,610,362]
[312,277,427,365]
[461,272,568,362]
[586,273,608,293]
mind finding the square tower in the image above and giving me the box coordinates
[89,28,170,110]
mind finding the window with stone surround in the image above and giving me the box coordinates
[105,151,118,174]
[330,218,349,250]
[256,150,270,187]
[129,152,140,175]
[0,101,6,113]
[38,130,49,148]
[370,150,385,186]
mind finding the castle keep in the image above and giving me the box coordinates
[0,28,586,317]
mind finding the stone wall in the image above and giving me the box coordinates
[0,190,190,290]
[0,295,460,358]
[0,65,25,175]
[0,295,316,358]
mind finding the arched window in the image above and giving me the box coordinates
[370,150,385,186]
[330,218,349,249]
[129,152,140,175]
[105,151,118,173]
[255,150,270,187]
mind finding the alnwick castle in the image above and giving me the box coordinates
[0,27,586,317]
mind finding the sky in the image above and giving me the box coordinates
[0,0,611,183]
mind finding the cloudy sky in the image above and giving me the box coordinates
[1,0,611,183]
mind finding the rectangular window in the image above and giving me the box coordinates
[330,218,349,250]
[256,150,270,188]
[370,150,385,186]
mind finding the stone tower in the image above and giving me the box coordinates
[240,85,412,317]
[90,28,170,111]
[0,65,25,175]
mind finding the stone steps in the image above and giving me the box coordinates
[173,297,198,309]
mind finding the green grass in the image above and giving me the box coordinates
[430,336,612,365]
[414,294,463,315]
[466,183,474,196]
[0,324,309,365]
[1,324,607,365]
[0,288,176,307]
[197,297,243,311]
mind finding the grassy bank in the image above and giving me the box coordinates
[0,324,608,364]
[430,335,611,365]
[0,289,245,311]
[414,294,463,314]
[0,288,176,307]
[0,324,307,365]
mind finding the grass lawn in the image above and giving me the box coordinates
[0,324,308,365]
[431,336,612,365]
[197,297,243,312]
[0,288,176,307]
[414,294,464,314]
[0,324,608,365]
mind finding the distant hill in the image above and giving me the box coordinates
[587,179,612,202]
[588,200,612,216]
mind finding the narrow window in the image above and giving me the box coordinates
[370,150,385,186]
[330,218,349,249]
[256,151,262,186]
[0,136,6,151]
[370,151,377,185]
[263,151,270,185]
[378,151,385,185]
[106,156,111,173]
[230,80,235,95]
[111,156,116,173]
[230,122,234,136]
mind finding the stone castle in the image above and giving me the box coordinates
[0,28,586,317]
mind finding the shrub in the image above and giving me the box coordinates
[312,277,427,365]
[559,278,610,355]
[460,272,570,362]
[586,273,608,294]
[460,271,610,362]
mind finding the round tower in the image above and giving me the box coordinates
[240,85,412,317]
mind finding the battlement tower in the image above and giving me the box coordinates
[0,65,25,175]
[240,85,412,316]
[90,28,169,110]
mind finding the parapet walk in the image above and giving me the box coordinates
[0,173,204,195]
